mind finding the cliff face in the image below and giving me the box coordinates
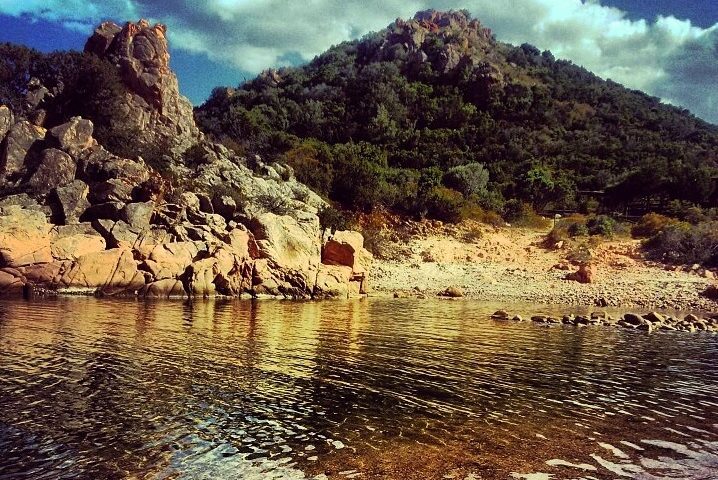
[0,21,372,300]
[84,20,201,153]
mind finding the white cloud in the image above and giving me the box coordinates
[2,0,717,123]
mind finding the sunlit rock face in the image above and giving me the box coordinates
[84,19,201,154]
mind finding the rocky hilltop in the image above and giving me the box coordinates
[0,20,372,299]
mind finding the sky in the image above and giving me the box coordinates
[0,0,716,124]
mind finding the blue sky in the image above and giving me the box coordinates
[0,1,716,123]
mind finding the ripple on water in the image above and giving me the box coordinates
[0,297,716,479]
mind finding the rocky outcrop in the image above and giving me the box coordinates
[0,20,372,299]
[84,20,201,153]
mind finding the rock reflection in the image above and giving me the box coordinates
[0,297,716,479]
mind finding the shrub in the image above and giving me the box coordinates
[586,215,616,237]
[443,163,489,198]
[644,221,718,266]
[460,203,504,226]
[426,187,464,223]
[503,200,550,228]
[631,213,677,238]
[318,205,349,234]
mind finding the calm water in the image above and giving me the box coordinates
[0,298,716,480]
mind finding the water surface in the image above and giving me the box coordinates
[0,298,716,479]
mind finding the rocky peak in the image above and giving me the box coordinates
[380,10,495,74]
[84,20,200,152]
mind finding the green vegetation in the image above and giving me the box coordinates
[0,43,140,154]
[195,11,718,223]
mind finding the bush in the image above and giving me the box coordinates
[503,200,550,228]
[426,187,464,223]
[644,221,718,266]
[586,215,616,237]
[443,163,489,198]
[318,205,349,234]
[631,213,677,238]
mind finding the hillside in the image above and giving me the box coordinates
[196,9,718,221]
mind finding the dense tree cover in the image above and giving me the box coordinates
[0,43,136,154]
[196,14,718,221]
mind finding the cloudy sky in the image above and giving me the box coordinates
[0,0,716,123]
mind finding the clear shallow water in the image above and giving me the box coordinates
[0,298,716,480]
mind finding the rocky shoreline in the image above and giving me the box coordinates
[489,309,718,334]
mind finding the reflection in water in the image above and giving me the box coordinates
[0,297,716,479]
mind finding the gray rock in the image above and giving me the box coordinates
[54,223,97,239]
[49,117,94,153]
[92,219,140,249]
[27,148,77,196]
[54,180,91,224]
[1,121,46,182]
[178,192,200,211]
[212,194,237,220]
[643,312,665,324]
[120,201,154,230]
[622,313,643,326]
[91,178,134,203]
[80,201,124,222]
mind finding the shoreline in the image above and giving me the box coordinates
[367,222,718,314]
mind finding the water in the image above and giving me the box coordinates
[0,297,716,480]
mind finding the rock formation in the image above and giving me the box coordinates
[0,21,372,300]
[84,20,201,153]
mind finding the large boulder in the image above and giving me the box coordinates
[59,248,144,295]
[313,265,353,298]
[250,212,321,274]
[139,278,187,298]
[49,117,94,154]
[54,180,91,224]
[27,148,77,196]
[566,264,595,284]
[0,269,25,295]
[91,178,135,203]
[1,121,46,182]
[0,206,54,267]
[322,230,373,274]
[120,201,155,230]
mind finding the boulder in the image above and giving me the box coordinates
[59,248,144,295]
[491,310,510,320]
[49,117,94,153]
[27,148,77,196]
[19,262,67,285]
[0,105,13,139]
[322,230,373,274]
[178,192,201,211]
[146,241,205,279]
[622,313,643,326]
[0,193,45,211]
[566,264,594,284]
[250,212,321,274]
[51,232,106,261]
[0,206,54,267]
[439,286,464,298]
[212,194,237,219]
[643,312,665,324]
[313,265,353,298]
[0,269,25,295]
[53,180,91,224]
[91,178,135,203]
[120,201,154,230]
[1,121,46,182]
[80,202,124,222]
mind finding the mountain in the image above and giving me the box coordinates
[196,9,718,221]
